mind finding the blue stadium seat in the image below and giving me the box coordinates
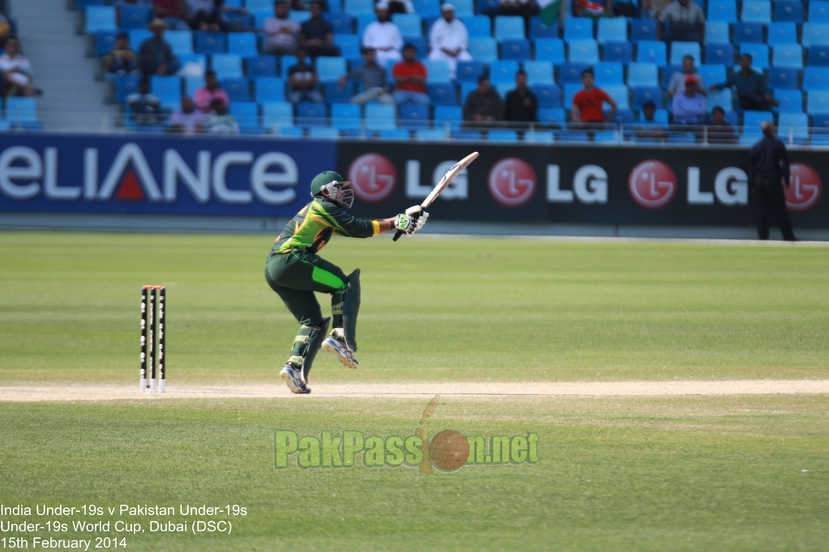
[452,129,482,140]
[344,0,374,15]
[733,22,763,45]
[534,38,565,63]
[211,54,243,78]
[559,131,589,143]
[308,127,340,139]
[77,0,107,8]
[196,32,227,54]
[94,31,118,57]
[413,0,440,16]
[399,104,430,129]
[404,36,428,59]
[767,23,797,47]
[261,101,294,129]
[538,107,566,125]
[495,16,525,40]
[706,42,734,65]
[356,14,375,35]
[593,130,618,143]
[774,0,803,24]
[603,41,632,64]
[184,76,202,97]
[477,0,500,15]
[246,0,273,9]
[804,67,829,90]
[809,2,829,23]
[255,77,285,102]
[703,21,728,45]
[416,128,448,141]
[434,105,463,130]
[323,81,352,103]
[423,59,450,83]
[775,89,803,113]
[225,12,253,28]
[813,113,829,130]
[456,60,486,83]
[289,11,311,24]
[568,39,599,64]
[120,5,152,30]
[247,56,276,77]
[427,82,457,105]
[636,41,667,65]
[597,18,626,45]
[298,102,327,127]
[228,32,258,56]
[525,130,554,143]
[662,64,681,87]
[630,19,656,42]
[594,62,623,86]
[252,10,271,30]
[742,111,774,135]
[273,126,304,137]
[378,128,412,140]
[115,75,141,103]
[330,103,361,130]
[563,83,581,107]
[494,82,513,98]
[468,37,498,63]
[325,12,354,35]
[633,86,663,110]
[533,84,561,107]
[604,84,629,109]
[460,81,478,103]
[316,57,347,82]
[178,53,206,72]
[85,6,116,33]
[451,0,474,17]
[670,42,701,65]
[564,18,593,42]
[768,67,799,90]
[708,0,738,23]
[524,61,554,85]
[530,17,558,39]
[6,98,39,124]
[699,64,726,88]
[488,130,518,142]
[221,77,251,101]
[365,103,396,131]
[740,43,769,68]
[333,35,360,60]
[706,88,733,111]
[560,62,589,84]
[464,16,491,38]
[628,63,658,87]
[668,133,696,144]
[165,31,194,55]
[501,38,531,61]
[741,0,771,23]
[777,113,809,140]
[489,60,520,84]
[393,14,422,37]
[230,101,259,129]
[802,24,829,49]
[809,46,829,67]
[129,30,152,52]
[773,44,803,69]
[151,76,181,103]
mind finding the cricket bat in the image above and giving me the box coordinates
[393,151,479,242]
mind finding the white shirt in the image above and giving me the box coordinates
[429,17,469,53]
[185,0,213,14]
[0,53,32,84]
[362,21,403,54]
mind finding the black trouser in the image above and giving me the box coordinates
[738,91,773,111]
[754,176,796,241]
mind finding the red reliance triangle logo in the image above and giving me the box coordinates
[115,169,145,201]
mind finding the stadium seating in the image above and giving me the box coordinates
[810,2,829,23]
[603,42,632,64]
[769,67,798,90]
[637,41,666,65]
[805,67,829,91]
[767,23,797,47]
[524,61,554,85]
[773,44,803,69]
[741,1,771,24]
[630,19,656,42]
[564,18,593,42]
[733,22,763,45]
[596,18,626,45]
[628,63,658,88]
[568,40,599,64]
[456,60,486,82]
[774,0,803,24]
[494,16,525,40]
[468,37,498,62]
[399,104,430,129]
[534,39,565,64]
[85,6,116,33]
[501,39,531,61]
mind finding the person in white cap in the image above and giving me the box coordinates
[362,2,403,66]
[427,4,471,80]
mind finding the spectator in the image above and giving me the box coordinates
[105,32,140,76]
[362,2,403,66]
[704,105,736,145]
[573,0,612,20]
[710,54,778,111]
[189,0,245,31]
[204,97,240,134]
[127,76,168,125]
[571,68,617,127]
[504,69,538,127]
[463,75,504,127]
[749,121,797,241]
[671,75,705,125]
[667,54,705,98]
[484,0,538,34]
[0,38,36,97]
[300,1,340,58]
[392,43,429,106]
[168,95,205,133]
[387,0,414,14]
[263,0,299,56]
[139,19,180,75]
[338,47,394,105]
[658,0,705,46]
[152,0,190,30]
[0,10,12,49]
[641,0,670,19]
[427,4,471,80]
[633,100,667,140]
[287,48,324,104]
[194,69,230,112]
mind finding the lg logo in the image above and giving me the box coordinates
[488,158,537,207]
[625,160,750,209]
[628,161,677,209]
[347,153,396,203]
[786,163,822,211]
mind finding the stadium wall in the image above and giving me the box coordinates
[0,134,825,234]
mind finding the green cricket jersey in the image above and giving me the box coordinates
[269,198,380,257]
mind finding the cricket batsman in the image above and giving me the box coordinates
[265,171,428,394]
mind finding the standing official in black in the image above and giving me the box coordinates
[748,121,798,241]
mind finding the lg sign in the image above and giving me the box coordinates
[629,161,677,208]
[347,153,396,203]
[786,163,821,211]
[488,158,537,207]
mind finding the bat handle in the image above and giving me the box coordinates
[392,230,404,241]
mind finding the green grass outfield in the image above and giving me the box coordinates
[1,231,828,550]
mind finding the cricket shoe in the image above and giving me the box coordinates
[280,364,310,394]
[322,336,359,369]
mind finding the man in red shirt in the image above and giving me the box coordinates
[392,43,430,106]
[571,68,617,128]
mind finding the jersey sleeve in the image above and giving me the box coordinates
[313,201,380,238]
